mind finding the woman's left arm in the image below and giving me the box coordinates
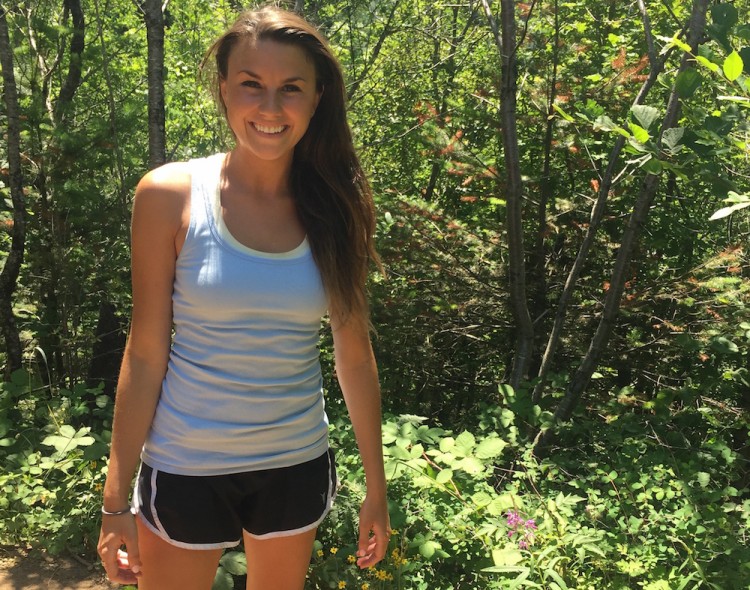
[331,314,390,569]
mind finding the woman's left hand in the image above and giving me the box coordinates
[356,492,390,568]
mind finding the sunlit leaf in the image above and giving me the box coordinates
[695,55,721,73]
[436,468,454,484]
[628,122,650,144]
[219,552,247,576]
[212,568,233,590]
[492,547,524,566]
[709,201,750,220]
[723,51,744,81]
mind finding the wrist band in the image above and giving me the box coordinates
[101,506,132,516]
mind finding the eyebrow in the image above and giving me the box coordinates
[239,70,308,84]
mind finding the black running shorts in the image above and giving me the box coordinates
[133,449,337,549]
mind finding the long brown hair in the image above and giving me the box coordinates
[201,6,380,326]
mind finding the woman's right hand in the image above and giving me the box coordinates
[97,513,142,584]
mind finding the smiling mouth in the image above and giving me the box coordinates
[253,123,288,135]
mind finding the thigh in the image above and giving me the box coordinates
[136,515,224,590]
[243,528,317,590]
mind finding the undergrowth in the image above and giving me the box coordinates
[1,369,748,589]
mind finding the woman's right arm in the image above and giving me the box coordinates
[97,164,190,584]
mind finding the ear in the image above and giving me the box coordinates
[220,78,228,103]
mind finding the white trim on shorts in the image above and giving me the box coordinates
[130,452,339,548]
[132,463,242,551]
[244,450,339,541]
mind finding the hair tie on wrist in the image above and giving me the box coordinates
[101,506,132,516]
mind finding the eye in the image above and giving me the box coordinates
[241,80,261,88]
[282,84,302,93]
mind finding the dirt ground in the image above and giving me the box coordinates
[0,547,118,590]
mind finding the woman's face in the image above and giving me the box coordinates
[220,38,321,166]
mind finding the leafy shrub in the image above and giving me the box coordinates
[0,369,111,554]
[2,368,748,590]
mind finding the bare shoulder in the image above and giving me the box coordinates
[136,161,192,203]
[133,161,193,227]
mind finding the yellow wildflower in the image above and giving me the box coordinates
[374,570,388,581]
[316,549,324,557]
[338,582,346,589]
[347,555,357,564]
[330,547,339,555]
[361,584,370,590]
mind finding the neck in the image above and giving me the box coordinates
[224,148,294,198]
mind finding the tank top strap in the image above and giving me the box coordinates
[188,153,224,238]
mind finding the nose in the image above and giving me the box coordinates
[258,90,281,115]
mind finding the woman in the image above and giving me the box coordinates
[97,6,389,589]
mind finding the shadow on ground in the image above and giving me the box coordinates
[0,546,116,590]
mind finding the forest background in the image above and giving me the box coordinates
[1,0,749,588]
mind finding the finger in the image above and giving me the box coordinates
[123,533,143,576]
[98,537,121,581]
[356,533,385,568]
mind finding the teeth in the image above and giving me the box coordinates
[254,123,286,134]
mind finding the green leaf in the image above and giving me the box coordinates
[696,472,711,488]
[457,456,484,474]
[631,105,660,130]
[711,3,738,30]
[219,551,247,575]
[723,51,744,81]
[454,431,476,455]
[492,547,524,566]
[436,468,454,484]
[488,493,520,516]
[439,437,455,453]
[212,567,234,590]
[82,441,110,461]
[60,424,76,438]
[628,123,650,144]
[675,68,702,98]
[695,55,721,74]
[741,47,750,74]
[709,336,739,353]
[386,445,411,460]
[552,104,575,122]
[419,540,442,559]
[661,127,684,150]
[642,157,663,175]
[709,201,750,220]
[475,437,507,459]
[545,568,569,589]
[593,115,630,138]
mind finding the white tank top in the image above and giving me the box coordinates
[141,154,330,475]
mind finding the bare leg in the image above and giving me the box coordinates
[135,515,225,590]
[244,528,317,590]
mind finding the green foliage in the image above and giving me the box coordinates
[0,369,111,554]
[2,2,750,588]
[308,396,749,589]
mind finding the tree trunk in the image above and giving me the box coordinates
[543,0,710,431]
[529,0,560,372]
[87,301,126,399]
[0,7,27,378]
[142,0,166,168]
[482,0,534,388]
[531,2,676,404]
[54,0,84,124]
